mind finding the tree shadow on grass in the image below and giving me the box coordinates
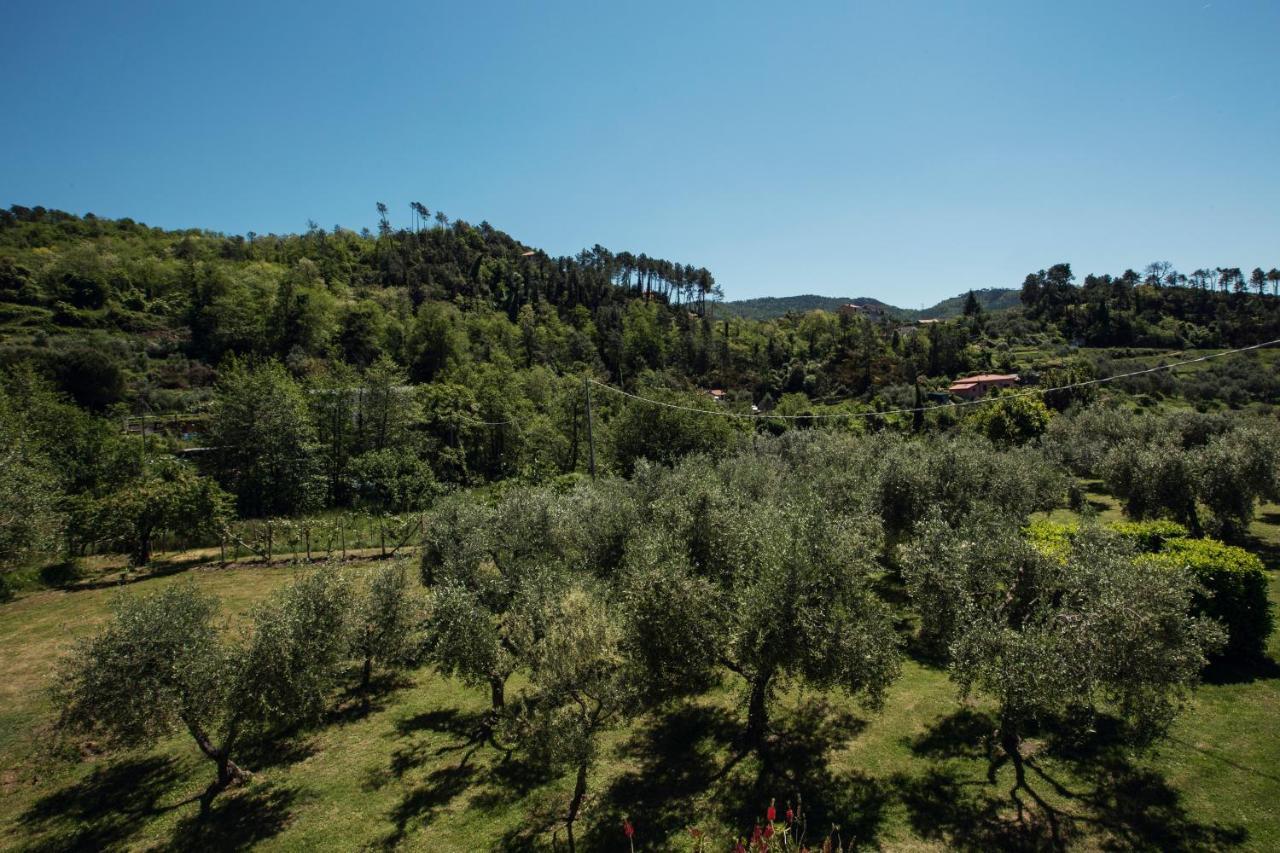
[741,697,890,849]
[584,702,742,850]
[19,755,185,853]
[1045,718,1249,851]
[895,765,1063,852]
[907,707,995,761]
[587,697,890,850]
[899,710,1249,852]
[375,763,481,850]
[372,705,559,849]
[1241,528,1280,571]
[167,782,297,852]
[236,734,318,774]
[1201,654,1280,686]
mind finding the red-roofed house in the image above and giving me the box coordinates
[948,373,1020,400]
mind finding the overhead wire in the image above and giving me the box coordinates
[585,337,1280,421]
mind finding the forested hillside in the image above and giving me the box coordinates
[715,294,903,320]
[718,287,1021,320]
[2,202,1279,567]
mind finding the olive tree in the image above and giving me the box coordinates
[421,486,574,711]
[1195,425,1280,538]
[350,561,422,698]
[504,584,631,853]
[629,465,901,746]
[903,518,1225,821]
[55,567,353,815]
[1102,439,1200,533]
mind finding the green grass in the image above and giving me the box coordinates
[2,517,1278,851]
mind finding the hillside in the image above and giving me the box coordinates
[713,294,906,321]
[718,287,1021,321]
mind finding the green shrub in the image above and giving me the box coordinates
[1109,520,1189,553]
[1141,538,1272,661]
[1025,519,1076,561]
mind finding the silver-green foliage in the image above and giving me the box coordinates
[55,566,356,811]
[905,520,1225,744]
[352,561,422,691]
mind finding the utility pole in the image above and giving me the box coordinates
[583,376,596,479]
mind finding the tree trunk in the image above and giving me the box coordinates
[565,759,589,853]
[489,674,506,710]
[745,671,772,746]
[185,719,249,817]
[136,534,152,567]
[200,752,250,817]
[1002,726,1026,791]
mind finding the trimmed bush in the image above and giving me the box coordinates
[1141,538,1272,661]
[1109,520,1189,553]
[1025,519,1076,562]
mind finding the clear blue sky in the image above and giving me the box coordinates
[2,1,1277,305]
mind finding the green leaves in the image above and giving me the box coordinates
[905,519,1225,744]
[54,581,228,748]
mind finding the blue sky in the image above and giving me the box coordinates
[2,1,1277,305]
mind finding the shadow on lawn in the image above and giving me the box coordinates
[373,706,560,849]
[900,709,1250,851]
[167,783,297,852]
[19,755,184,853]
[1201,654,1280,686]
[585,697,890,851]
[19,756,296,853]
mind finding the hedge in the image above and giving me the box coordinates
[1140,538,1272,661]
[1108,520,1189,553]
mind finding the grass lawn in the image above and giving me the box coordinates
[1,515,1278,851]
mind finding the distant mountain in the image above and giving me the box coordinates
[920,287,1022,318]
[713,295,906,321]
[716,288,1021,321]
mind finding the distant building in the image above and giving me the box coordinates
[707,389,726,402]
[840,302,884,318]
[948,373,1020,400]
[916,318,941,325]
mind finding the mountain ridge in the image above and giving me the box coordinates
[716,288,1021,321]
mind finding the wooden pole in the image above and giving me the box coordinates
[584,377,596,479]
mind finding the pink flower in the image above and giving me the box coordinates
[785,807,794,826]
[767,801,777,822]
[623,818,634,839]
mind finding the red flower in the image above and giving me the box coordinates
[752,824,762,843]
[785,807,794,826]
[623,818,634,839]
[767,801,777,822]
[764,823,774,839]
[735,843,746,853]
[689,827,702,839]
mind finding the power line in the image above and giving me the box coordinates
[586,338,1280,421]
